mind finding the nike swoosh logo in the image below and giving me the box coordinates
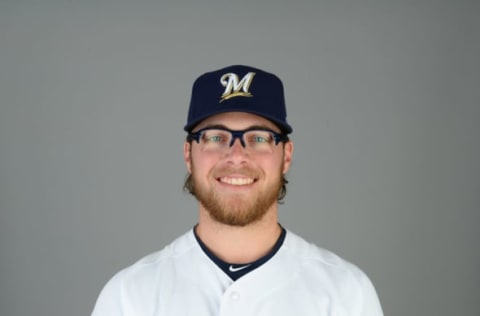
[229,264,251,272]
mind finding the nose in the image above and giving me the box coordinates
[225,137,249,162]
[228,135,246,148]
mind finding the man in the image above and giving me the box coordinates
[91,65,384,315]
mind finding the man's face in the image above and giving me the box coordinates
[184,112,293,227]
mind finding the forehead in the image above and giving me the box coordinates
[194,112,280,131]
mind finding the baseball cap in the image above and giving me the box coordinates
[184,65,293,134]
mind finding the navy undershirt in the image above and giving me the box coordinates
[194,225,287,281]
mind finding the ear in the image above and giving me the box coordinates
[184,141,192,174]
[282,140,293,174]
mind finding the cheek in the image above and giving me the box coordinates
[190,153,218,176]
[257,156,284,177]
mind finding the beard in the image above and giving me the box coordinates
[189,164,284,227]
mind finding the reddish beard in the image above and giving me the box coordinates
[190,165,284,227]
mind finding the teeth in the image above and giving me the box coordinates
[220,177,254,185]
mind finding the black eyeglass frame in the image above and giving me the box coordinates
[187,126,289,148]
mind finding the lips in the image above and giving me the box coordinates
[214,167,259,186]
[218,177,255,186]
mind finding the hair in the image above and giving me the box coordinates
[183,173,289,204]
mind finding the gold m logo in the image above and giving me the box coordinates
[219,72,256,102]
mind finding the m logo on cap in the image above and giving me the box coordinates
[219,72,256,102]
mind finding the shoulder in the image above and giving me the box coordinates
[122,229,199,280]
[283,230,359,268]
[92,230,199,314]
[276,230,383,314]
[281,230,376,292]
[120,230,196,275]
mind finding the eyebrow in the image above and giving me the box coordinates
[195,124,280,133]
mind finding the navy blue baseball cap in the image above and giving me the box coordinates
[184,65,292,134]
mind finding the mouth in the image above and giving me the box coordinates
[217,176,256,186]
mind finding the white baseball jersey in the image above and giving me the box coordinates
[91,229,383,316]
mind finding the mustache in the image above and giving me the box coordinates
[213,167,260,178]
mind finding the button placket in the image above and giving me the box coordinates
[230,291,241,301]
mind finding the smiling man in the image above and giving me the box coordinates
[91,65,384,315]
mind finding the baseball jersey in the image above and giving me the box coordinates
[91,229,383,316]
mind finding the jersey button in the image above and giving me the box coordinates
[230,291,240,301]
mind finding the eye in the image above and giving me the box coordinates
[202,130,229,144]
[206,135,222,142]
[204,135,223,143]
[252,135,269,143]
[247,131,272,144]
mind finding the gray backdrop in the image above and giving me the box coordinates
[1,1,479,315]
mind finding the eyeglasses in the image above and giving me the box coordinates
[187,127,289,154]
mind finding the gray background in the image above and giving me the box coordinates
[1,0,479,315]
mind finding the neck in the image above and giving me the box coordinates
[195,206,282,264]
